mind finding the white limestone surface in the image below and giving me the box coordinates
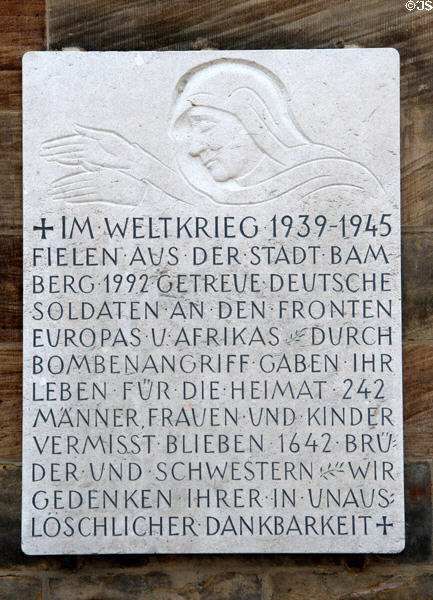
[22,49,403,554]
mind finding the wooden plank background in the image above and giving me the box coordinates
[0,0,432,597]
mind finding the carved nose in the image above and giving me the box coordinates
[188,134,206,157]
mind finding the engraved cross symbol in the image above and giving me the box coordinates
[376,516,394,535]
[33,218,54,239]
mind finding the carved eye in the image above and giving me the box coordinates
[202,126,216,134]
[194,119,216,133]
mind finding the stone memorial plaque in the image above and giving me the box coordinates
[22,49,403,554]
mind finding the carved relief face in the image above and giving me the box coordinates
[187,107,262,182]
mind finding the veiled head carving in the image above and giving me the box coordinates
[170,59,309,194]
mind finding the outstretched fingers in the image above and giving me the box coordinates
[50,173,92,189]
[42,155,84,167]
[50,190,97,202]
[41,135,85,165]
[41,134,82,148]
[48,172,96,201]
[49,183,94,194]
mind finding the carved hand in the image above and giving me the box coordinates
[48,169,146,206]
[40,125,137,171]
